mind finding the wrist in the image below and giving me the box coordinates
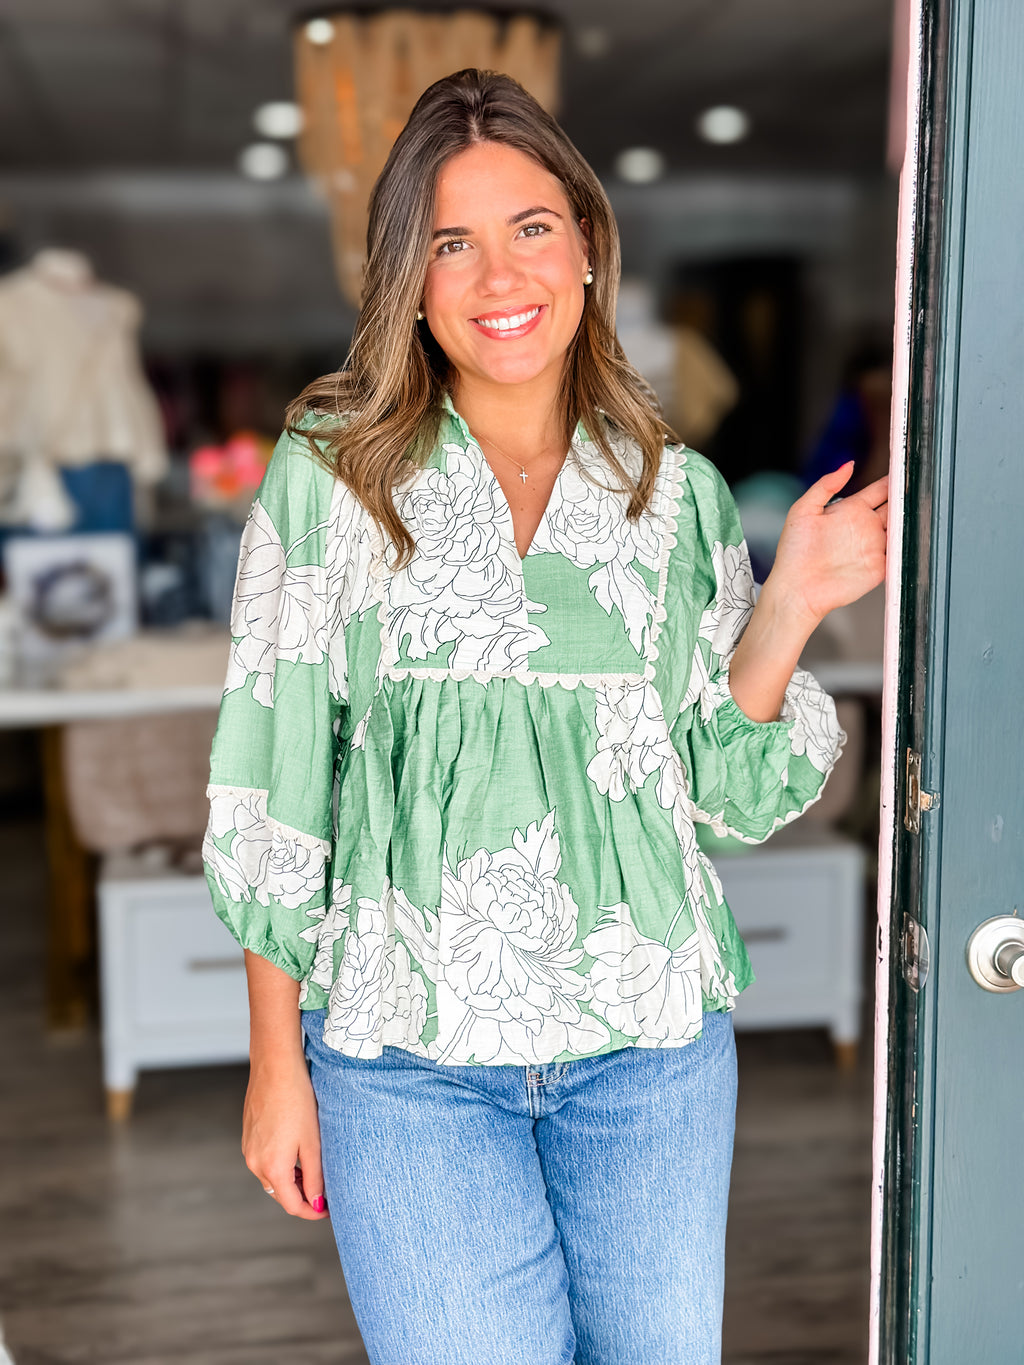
[756,573,821,644]
[248,1041,309,1083]
[248,1015,306,1071]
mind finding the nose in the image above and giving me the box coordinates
[477,240,527,297]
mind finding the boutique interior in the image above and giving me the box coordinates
[0,2,897,1361]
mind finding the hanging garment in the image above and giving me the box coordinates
[0,248,168,529]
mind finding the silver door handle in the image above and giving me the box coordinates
[966,916,1024,992]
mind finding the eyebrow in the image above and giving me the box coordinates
[431,205,563,240]
[509,205,562,226]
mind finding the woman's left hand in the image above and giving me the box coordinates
[767,461,889,629]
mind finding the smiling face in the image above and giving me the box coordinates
[421,141,591,400]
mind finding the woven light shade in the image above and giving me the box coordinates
[294,9,562,305]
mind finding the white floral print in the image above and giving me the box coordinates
[346,812,611,1064]
[298,895,348,1001]
[433,810,609,1063]
[530,451,663,654]
[705,540,757,651]
[349,700,373,751]
[203,788,326,909]
[223,499,330,708]
[386,446,550,670]
[780,668,844,772]
[323,481,378,699]
[681,540,756,711]
[586,678,680,805]
[322,879,429,1056]
[585,678,733,1000]
[584,903,704,1046]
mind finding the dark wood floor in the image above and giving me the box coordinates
[0,815,871,1364]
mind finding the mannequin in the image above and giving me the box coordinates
[0,248,168,531]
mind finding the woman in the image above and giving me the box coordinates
[203,69,887,1365]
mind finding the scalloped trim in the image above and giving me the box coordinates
[383,664,649,689]
[370,509,401,676]
[206,784,332,854]
[645,442,689,675]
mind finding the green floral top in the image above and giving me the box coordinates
[203,395,844,1066]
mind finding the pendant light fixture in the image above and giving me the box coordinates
[294,8,561,305]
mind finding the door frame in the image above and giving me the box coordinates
[872,0,1024,1358]
[871,0,934,1355]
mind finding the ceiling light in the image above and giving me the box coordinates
[576,27,610,58]
[253,101,304,139]
[696,105,750,145]
[614,147,665,184]
[304,18,335,46]
[238,142,289,180]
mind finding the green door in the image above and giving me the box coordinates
[877,0,1024,1360]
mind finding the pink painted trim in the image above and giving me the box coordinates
[870,0,924,1357]
[887,0,913,175]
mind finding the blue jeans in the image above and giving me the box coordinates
[301,1008,737,1365]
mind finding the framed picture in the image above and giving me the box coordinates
[3,532,137,662]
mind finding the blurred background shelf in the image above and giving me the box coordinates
[0,682,223,727]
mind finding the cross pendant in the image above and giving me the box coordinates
[519,467,528,483]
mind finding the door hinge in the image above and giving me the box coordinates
[901,913,931,992]
[904,748,940,833]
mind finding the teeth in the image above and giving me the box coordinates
[476,307,540,331]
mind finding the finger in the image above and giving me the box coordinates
[798,460,855,512]
[252,1169,282,1204]
[847,473,889,508]
[297,1145,329,1218]
[264,1165,321,1221]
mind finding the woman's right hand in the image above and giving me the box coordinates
[240,949,329,1221]
[242,1053,330,1221]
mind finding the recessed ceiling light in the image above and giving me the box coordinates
[696,105,751,145]
[253,101,304,139]
[238,142,289,180]
[614,147,665,184]
[305,18,335,46]
[576,27,610,58]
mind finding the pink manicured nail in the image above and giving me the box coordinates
[312,1195,326,1212]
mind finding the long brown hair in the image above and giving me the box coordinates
[286,67,673,567]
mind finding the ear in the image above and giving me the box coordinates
[576,217,592,273]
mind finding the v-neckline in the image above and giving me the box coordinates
[479,444,570,562]
[440,393,583,562]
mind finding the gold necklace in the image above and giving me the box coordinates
[477,433,532,484]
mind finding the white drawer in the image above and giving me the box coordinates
[122,885,249,1029]
[711,842,865,1031]
[728,900,833,993]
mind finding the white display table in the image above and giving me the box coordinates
[1,670,224,1030]
[0,682,222,728]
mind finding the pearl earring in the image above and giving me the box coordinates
[416,308,425,321]
[583,268,594,286]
